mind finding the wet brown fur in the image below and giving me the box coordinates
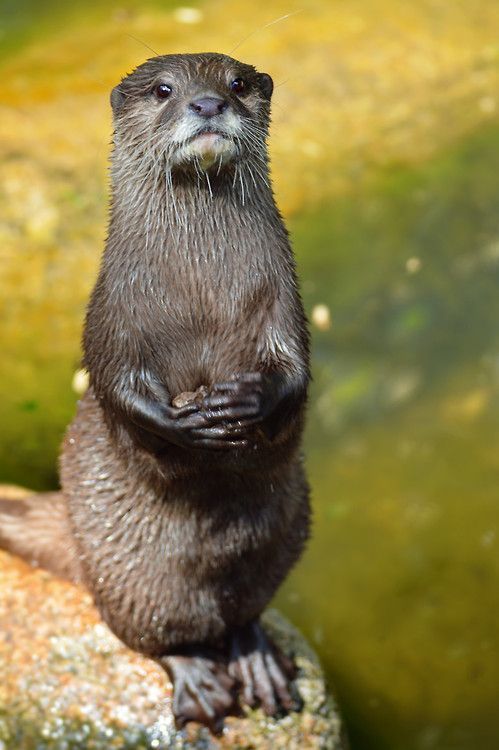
[0,53,311,722]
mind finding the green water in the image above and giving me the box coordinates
[276,125,499,749]
[2,2,499,744]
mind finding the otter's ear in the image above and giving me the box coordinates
[110,85,126,114]
[258,73,274,100]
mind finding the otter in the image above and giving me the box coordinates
[0,52,311,729]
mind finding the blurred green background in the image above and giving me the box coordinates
[2,1,499,748]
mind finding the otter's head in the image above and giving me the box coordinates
[111,52,273,174]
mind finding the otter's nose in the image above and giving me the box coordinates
[189,96,229,118]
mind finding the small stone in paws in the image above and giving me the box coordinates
[172,386,209,408]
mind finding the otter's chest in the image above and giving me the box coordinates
[148,264,277,391]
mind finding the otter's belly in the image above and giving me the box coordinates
[60,390,309,655]
[89,489,308,657]
[160,334,259,395]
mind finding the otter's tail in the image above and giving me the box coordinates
[0,490,82,584]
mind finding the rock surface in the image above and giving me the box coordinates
[0,487,346,750]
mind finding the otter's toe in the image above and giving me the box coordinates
[162,654,237,731]
[228,621,302,716]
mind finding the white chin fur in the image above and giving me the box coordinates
[174,133,237,171]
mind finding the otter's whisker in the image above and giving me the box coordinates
[205,170,213,200]
[229,10,303,54]
[126,33,160,56]
[165,167,182,230]
[238,165,246,206]
[246,163,258,192]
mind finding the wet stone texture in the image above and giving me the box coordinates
[0,493,345,750]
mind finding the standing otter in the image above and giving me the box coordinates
[0,52,310,729]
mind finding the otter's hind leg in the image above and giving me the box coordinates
[0,491,81,583]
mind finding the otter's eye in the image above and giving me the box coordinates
[154,84,172,100]
[230,78,246,95]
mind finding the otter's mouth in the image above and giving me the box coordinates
[173,128,237,172]
[186,129,231,144]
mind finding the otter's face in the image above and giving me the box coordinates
[111,53,273,173]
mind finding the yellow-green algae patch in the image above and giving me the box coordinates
[3,0,499,212]
[3,0,499,488]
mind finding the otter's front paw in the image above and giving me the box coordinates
[203,373,265,422]
[162,653,237,731]
[169,382,254,450]
[228,621,301,716]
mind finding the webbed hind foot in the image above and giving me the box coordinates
[161,651,237,732]
[228,620,302,716]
